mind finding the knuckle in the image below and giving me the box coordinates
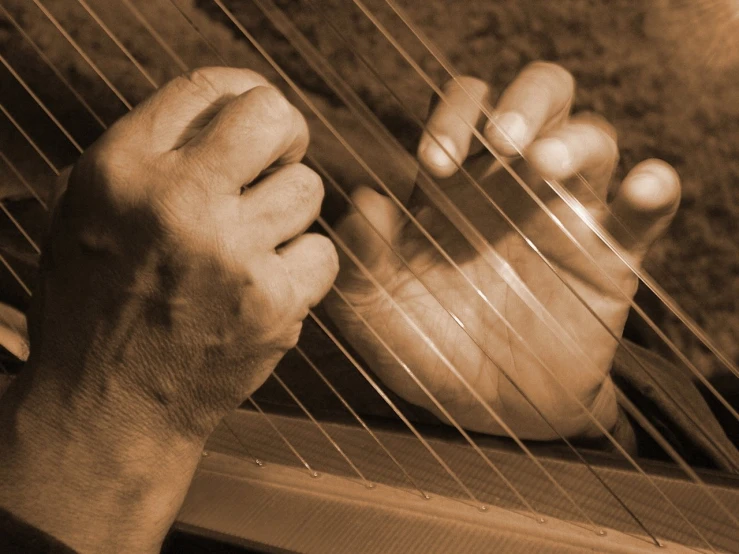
[179,67,221,97]
[83,137,129,183]
[575,111,618,142]
[289,164,324,212]
[250,86,293,123]
[525,61,575,93]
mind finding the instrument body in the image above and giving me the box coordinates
[176,408,739,553]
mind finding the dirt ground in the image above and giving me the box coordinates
[1,0,737,379]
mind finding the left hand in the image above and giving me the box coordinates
[325,62,681,440]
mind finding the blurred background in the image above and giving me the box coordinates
[1,0,737,381]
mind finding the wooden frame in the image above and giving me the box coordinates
[176,409,739,553]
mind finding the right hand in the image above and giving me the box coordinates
[25,67,338,445]
[326,64,680,440]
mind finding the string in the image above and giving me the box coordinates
[0,202,40,254]
[73,0,159,89]
[0,251,31,296]
[294,345,431,499]
[0,4,108,130]
[380,0,739,383]
[1,54,84,154]
[220,417,264,466]
[0,153,48,210]
[247,397,319,477]
[118,0,189,73]
[25,0,133,111]
[271,371,375,488]
[1,104,61,176]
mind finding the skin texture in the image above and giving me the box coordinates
[0,67,338,553]
[325,63,681,440]
[0,62,680,552]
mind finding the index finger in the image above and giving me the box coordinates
[485,62,575,156]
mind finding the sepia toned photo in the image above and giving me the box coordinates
[0,1,737,552]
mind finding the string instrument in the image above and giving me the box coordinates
[1,1,738,552]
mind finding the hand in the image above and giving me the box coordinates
[325,62,680,440]
[1,67,337,552]
[28,67,337,442]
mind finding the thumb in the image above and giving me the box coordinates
[333,186,405,293]
[605,159,681,261]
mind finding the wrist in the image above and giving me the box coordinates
[0,361,205,553]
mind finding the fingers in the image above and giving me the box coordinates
[527,113,618,195]
[606,160,681,259]
[180,86,310,192]
[485,62,575,156]
[279,233,339,309]
[417,77,490,178]
[242,163,324,247]
[334,186,404,280]
[117,67,273,153]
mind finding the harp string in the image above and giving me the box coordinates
[0,201,40,254]
[0,152,48,209]
[0,5,108,130]
[0,251,31,296]
[219,418,264,467]
[26,0,132,110]
[237,0,739,490]
[247,397,320,477]
[379,0,739,382]
[293,344,432,499]
[1,103,61,176]
[73,0,159,89]
[1,54,84,154]
[118,0,189,74]
[0,0,736,540]
[7,0,728,536]
[271,371,375,488]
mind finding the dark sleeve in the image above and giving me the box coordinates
[610,340,739,473]
[0,508,78,554]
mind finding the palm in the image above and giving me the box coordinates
[327,155,634,439]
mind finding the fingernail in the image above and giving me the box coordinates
[486,112,528,151]
[626,172,676,213]
[531,138,572,176]
[422,135,457,170]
